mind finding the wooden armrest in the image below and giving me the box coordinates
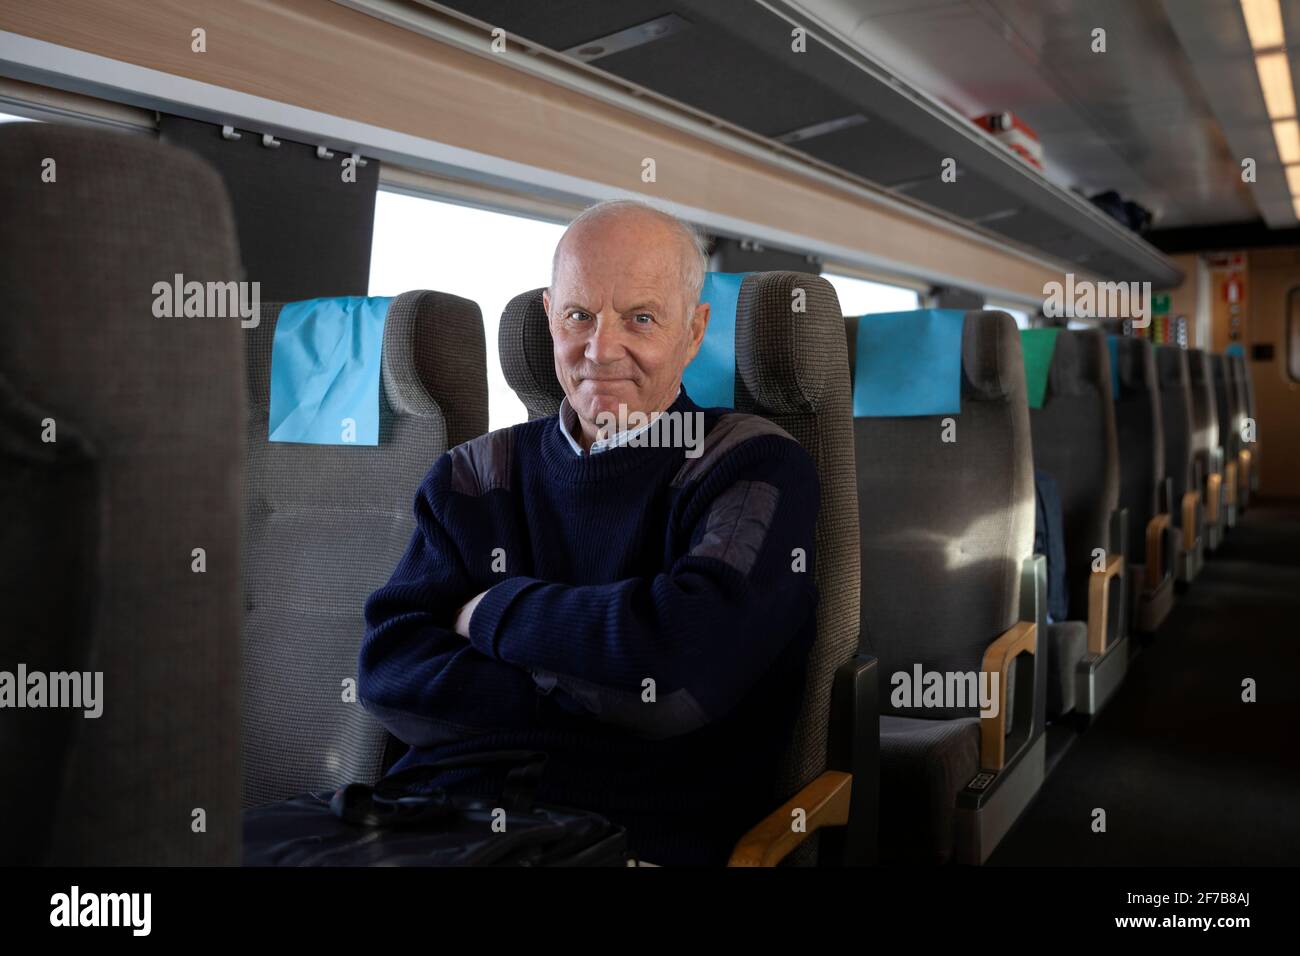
[1145,514,1172,591]
[1224,461,1238,507]
[1087,554,1124,655]
[1206,473,1222,523]
[1181,490,1200,552]
[978,620,1036,771]
[1239,450,1252,491]
[727,771,852,867]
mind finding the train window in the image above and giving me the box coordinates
[368,190,566,430]
[1289,287,1300,382]
[823,271,920,316]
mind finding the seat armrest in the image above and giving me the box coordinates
[728,772,852,867]
[978,620,1036,771]
[1205,472,1222,524]
[1145,513,1172,592]
[1181,490,1201,552]
[1087,554,1124,655]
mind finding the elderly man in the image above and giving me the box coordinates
[358,199,819,866]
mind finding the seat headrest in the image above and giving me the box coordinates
[1211,352,1229,381]
[1188,348,1213,383]
[247,290,485,440]
[1045,326,1082,396]
[1069,329,1112,397]
[1111,335,1154,393]
[1155,344,1189,387]
[499,272,841,418]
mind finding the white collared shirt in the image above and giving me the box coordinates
[558,388,682,457]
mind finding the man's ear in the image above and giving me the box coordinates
[542,288,551,318]
[686,302,710,362]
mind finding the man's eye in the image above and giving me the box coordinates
[569,311,591,322]
[633,313,654,325]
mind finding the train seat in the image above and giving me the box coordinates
[499,272,875,866]
[1212,353,1242,526]
[240,290,489,808]
[1188,350,1225,550]
[1111,336,1176,633]
[1155,346,1204,584]
[847,309,1044,864]
[1026,329,1127,719]
[0,123,244,863]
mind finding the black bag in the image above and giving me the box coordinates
[243,751,629,866]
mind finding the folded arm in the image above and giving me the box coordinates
[466,441,820,739]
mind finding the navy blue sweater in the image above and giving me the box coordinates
[358,389,819,865]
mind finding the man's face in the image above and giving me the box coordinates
[544,213,708,439]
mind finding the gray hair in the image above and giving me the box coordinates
[551,198,710,309]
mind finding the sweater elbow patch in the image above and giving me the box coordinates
[690,480,781,576]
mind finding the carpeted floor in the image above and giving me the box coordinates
[988,500,1300,865]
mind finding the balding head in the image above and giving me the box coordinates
[543,200,712,450]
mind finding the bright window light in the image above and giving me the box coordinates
[0,111,38,123]
[1241,0,1286,50]
[1286,164,1300,194]
[823,272,920,317]
[368,190,567,431]
[1254,51,1296,119]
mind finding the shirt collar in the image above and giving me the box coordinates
[558,387,682,457]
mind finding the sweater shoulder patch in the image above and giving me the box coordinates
[448,427,514,496]
[671,413,795,487]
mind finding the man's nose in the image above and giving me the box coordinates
[584,314,627,364]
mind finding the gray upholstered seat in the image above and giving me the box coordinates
[1232,354,1257,497]
[1212,354,1242,524]
[847,310,1040,864]
[1156,346,1203,583]
[0,123,243,863]
[1028,329,1121,718]
[1235,354,1260,493]
[1188,349,1224,549]
[1112,337,1175,631]
[241,291,488,807]
[499,273,865,865]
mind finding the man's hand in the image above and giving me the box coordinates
[453,589,489,637]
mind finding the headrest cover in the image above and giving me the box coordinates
[1020,328,1061,409]
[268,296,393,445]
[851,309,965,417]
[681,271,746,409]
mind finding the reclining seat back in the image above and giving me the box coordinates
[1212,353,1241,522]
[1029,330,1120,618]
[1112,337,1163,569]
[0,124,243,863]
[500,273,860,864]
[1156,347,1195,528]
[1232,354,1255,499]
[1112,337,1176,629]
[1236,354,1260,492]
[847,310,1036,863]
[1188,349,1223,541]
[242,291,488,806]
